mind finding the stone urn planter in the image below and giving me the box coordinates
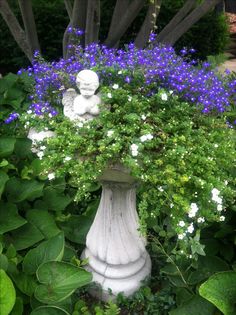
[82,163,151,301]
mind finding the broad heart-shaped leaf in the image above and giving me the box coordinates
[0,269,16,315]
[5,178,44,202]
[188,255,229,285]
[31,306,70,315]
[0,171,9,198]
[169,295,215,315]
[10,297,23,315]
[35,261,92,304]
[12,273,37,297]
[26,209,60,239]
[0,202,26,234]
[14,138,32,158]
[59,215,93,245]
[11,223,44,250]
[199,271,236,315]
[43,187,72,212]
[0,138,16,158]
[23,232,64,275]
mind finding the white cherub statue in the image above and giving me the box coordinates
[62,69,101,123]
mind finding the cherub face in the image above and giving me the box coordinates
[76,70,99,98]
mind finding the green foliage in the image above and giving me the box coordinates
[0,269,16,315]
[199,271,236,315]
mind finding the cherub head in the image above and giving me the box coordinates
[76,70,99,98]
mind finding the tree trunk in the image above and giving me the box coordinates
[104,0,145,47]
[18,0,40,57]
[64,0,73,20]
[135,0,162,48]
[0,0,32,60]
[160,0,222,45]
[106,0,129,47]
[85,0,100,46]
[156,0,196,43]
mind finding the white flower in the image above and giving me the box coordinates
[178,220,185,227]
[178,233,185,240]
[27,110,32,114]
[188,203,199,218]
[219,215,225,222]
[40,146,46,151]
[146,134,153,140]
[107,92,112,98]
[197,217,205,223]
[37,151,44,159]
[158,186,164,192]
[131,150,138,157]
[48,173,55,180]
[107,130,114,137]
[217,204,223,212]
[77,122,84,128]
[141,114,146,120]
[170,203,174,208]
[187,223,194,233]
[128,96,132,102]
[118,70,122,74]
[112,84,119,89]
[130,143,139,157]
[64,156,72,161]
[214,144,219,148]
[160,93,168,101]
[140,134,153,142]
[211,188,220,198]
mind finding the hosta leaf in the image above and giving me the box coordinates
[0,138,16,158]
[199,271,236,315]
[6,178,44,202]
[43,187,72,212]
[169,294,215,315]
[11,223,44,250]
[26,209,60,239]
[23,232,64,275]
[0,170,9,198]
[0,269,16,315]
[30,306,70,315]
[35,261,92,304]
[13,273,37,297]
[0,202,26,234]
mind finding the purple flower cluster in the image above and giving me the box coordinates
[4,112,19,124]
[21,40,236,117]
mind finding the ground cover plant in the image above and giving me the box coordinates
[0,33,236,314]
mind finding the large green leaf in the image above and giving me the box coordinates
[30,306,70,315]
[0,138,16,158]
[43,187,72,212]
[60,215,93,245]
[14,138,32,158]
[0,202,26,234]
[13,273,37,297]
[11,297,23,315]
[11,223,44,250]
[26,209,60,239]
[0,269,16,315]
[0,171,9,198]
[188,255,229,285]
[23,232,64,275]
[35,261,92,304]
[169,295,215,315]
[0,73,18,94]
[6,178,44,202]
[199,271,236,315]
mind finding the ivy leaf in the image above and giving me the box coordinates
[199,271,236,315]
[0,202,26,234]
[35,261,92,304]
[0,269,16,315]
[23,232,64,275]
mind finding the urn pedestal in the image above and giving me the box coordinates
[82,165,151,301]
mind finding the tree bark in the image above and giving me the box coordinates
[104,0,145,47]
[106,0,129,47]
[18,0,40,57]
[85,0,100,46]
[156,0,196,43]
[160,0,222,45]
[64,0,73,20]
[135,0,162,48]
[0,0,32,60]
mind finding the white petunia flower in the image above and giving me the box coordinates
[37,151,44,159]
[178,233,185,240]
[197,217,205,223]
[178,220,185,227]
[158,186,164,192]
[160,93,168,101]
[48,173,55,180]
[141,114,146,120]
[64,156,72,161]
[219,215,225,222]
[112,84,119,89]
[217,204,223,212]
[107,93,112,98]
[128,96,132,102]
[130,143,139,157]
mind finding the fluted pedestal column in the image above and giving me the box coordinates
[82,165,151,301]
